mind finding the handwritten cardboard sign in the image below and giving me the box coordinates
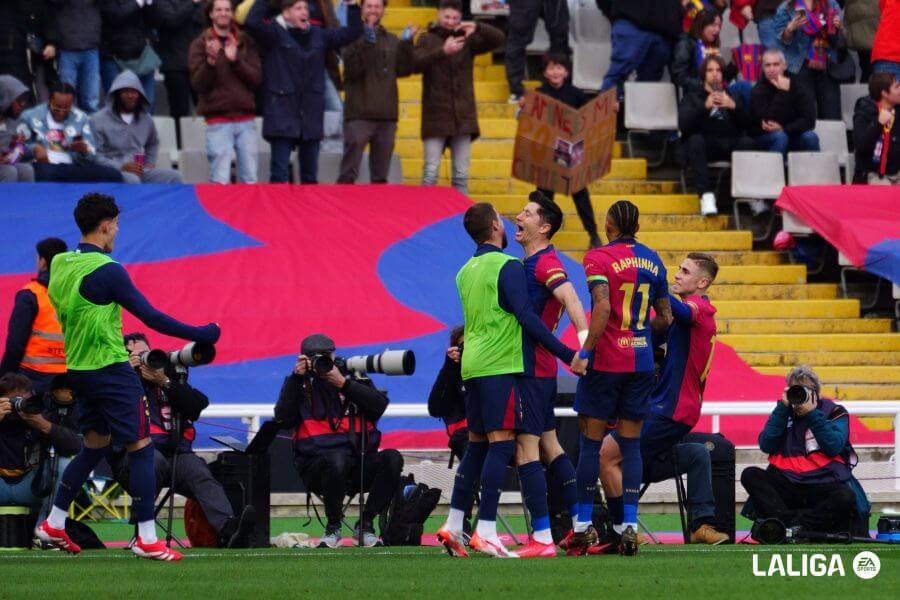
[512,88,617,196]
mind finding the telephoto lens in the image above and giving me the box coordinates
[344,350,416,376]
[168,342,216,367]
[11,395,44,417]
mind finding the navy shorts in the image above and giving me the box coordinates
[68,362,150,445]
[574,370,656,422]
[464,374,518,435]
[516,376,557,435]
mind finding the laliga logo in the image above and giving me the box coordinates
[752,551,880,579]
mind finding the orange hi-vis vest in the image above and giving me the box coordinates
[19,281,66,374]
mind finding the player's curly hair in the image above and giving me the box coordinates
[74,193,120,235]
[607,199,639,239]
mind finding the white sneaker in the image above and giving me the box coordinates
[750,199,770,216]
[508,93,522,104]
[700,192,718,216]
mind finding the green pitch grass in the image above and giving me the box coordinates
[2,517,897,599]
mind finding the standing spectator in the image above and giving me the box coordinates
[748,0,787,49]
[504,0,570,104]
[872,0,900,78]
[774,0,844,120]
[90,70,183,183]
[337,0,416,184]
[244,0,363,184]
[679,55,753,215]
[47,0,102,113]
[17,81,123,182]
[600,0,683,100]
[853,71,900,184]
[309,0,346,113]
[99,0,161,112]
[155,0,207,123]
[189,0,262,184]
[844,0,881,82]
[414,0,505,195]
[0,1,52,95]
[0,75,35,182]
[749,48,819,155]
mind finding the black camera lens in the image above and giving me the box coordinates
[311,354,334,376]
[11,395,44,417]
[786,385,810,406]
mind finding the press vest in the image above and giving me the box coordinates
[19,281,66,374]
[768,398,856,484]
[292,379,380,458]
[48,251,129,371]
[455,251,523,380]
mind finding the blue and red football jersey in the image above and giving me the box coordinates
[524,246,568,378]
[650,294,717,427]
[582,239,668,373]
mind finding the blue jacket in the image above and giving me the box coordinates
[17,103,98,165]
[774,0,843,74]
[244,0,362,141]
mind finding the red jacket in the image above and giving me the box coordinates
[873,0,900,63]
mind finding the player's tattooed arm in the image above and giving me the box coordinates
[571,282,610,375]
[651,295,673,334]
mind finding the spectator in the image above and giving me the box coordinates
[244,0,363,184]
[0,1,51,95]
[189,0,262,184]
[740,365,871,537]
[844,0,881,82]
[671,9,741,97]
[871,0,900,78]
[853,71,900,184]
[600,0,683,99]
[413,0,505,194]
[746,0,786,48]
[309,0,346,113]
[155,0,207,124]
[679,55,753,216]
[748,49,819,155]
[529,53,602,248]
[682,0,727,32]
[99,0,161,112]
[47,0,102,113]
[0,75,35,182]
[504,0,570,104]
[90,70,183,184]
[774,0,844,120]
[337,0,416,184]
[17,81,123,182]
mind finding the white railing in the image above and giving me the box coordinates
[203,401,900,489]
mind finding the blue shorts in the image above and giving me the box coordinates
[68,361,150,445]
[574,370,656,422]
[516,376,557,435]
[464,374,518,435]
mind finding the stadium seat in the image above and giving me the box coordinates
[571,4,612,91]
[257,151,271,183]
[838,251,884,310]
[720,10,741,50]
[814,120,854,182]
[730,151,785,239]
[624,82,679,167]
[839,83,867,131]
[680,160,730,198]
[179,116,207,152]
[152,116,179,169]
[179,149,211,183]
[255,117,270,153]
[786,151,841,185]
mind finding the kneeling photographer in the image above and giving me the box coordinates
[275,334,404,548]
[0,373,80,522]
[112,333,255,548]
[741,365,871,542]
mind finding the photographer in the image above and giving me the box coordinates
[113,333,255,548]
[275,333,403,548]
[0,373,80,519]
[427,325,468,460]
[740,365,871,537]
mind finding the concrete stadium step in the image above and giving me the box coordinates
[558,214,731,233]
[397,118,519,139]
[399,158,644,180]
[705,284,837,301]
[564,250,787,266]
[719,334,900,352]
[820,384,900,401]
[415,179,679,195]
[756,366,900,384]
[399,80,525,102]
[400,102,519,119]
[718,318,893,334]
[669,265,807,284]
[393,139,626,162]
[553,230,752,251]
[714,300,859,319]
[485,194,697,216]
[741,351,900,366]
[381,8,438,31]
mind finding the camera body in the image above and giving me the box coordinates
[786,384,816,406]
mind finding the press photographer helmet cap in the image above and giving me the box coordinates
[301,333,336,356]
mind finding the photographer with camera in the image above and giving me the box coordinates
[427,325,468,460]
[740,365,871,539]
[111,333,254,549]
[275,333,403,548]
[0,373,80,520]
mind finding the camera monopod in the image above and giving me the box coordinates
[348,401,368,548]
[164,364,189,549]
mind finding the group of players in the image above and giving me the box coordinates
[438,193,720,558]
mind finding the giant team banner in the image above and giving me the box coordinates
[0,183,891,448]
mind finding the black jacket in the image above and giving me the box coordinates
[154,0,206,72]
[678,85,751,139]
[670,35,738,96]
[749,75,817,136]
[142,365,210,453]
[608,0,683,40]
[0,0,48,88]
[100,0,159,61]
[46,0,101,51]
[0,398,80,482]
[536,80,590,109]
[853,96,900,179]
[427,355,467,446]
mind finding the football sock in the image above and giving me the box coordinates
[517,460,552,544]
[449,440,488,519]
[547,453,578,518]
[606,495,624,526]
[129,444,158,543]
[575,435,602,530]
[478,440,515,523]
[446,508,466,533]
[50,445,107,527]
[619,436,642,528]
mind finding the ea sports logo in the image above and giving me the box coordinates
[852,551,880,580]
